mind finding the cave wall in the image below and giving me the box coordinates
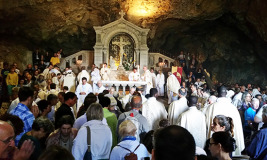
[0,0,266,85]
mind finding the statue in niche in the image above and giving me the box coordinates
[110,56,117,70]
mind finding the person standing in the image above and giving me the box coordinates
[77,66,90,85]
[55,92,77,128]
[141,66,152,95]
[72,103,112,160]
[205,86,244,156]
[75,77,92,112]
[10,87,39,145]
[168,88,188,125]
[128,67,140,81]
[166,72,180,104]
[6,67,18,100]
[100,63,110,81]
[50,53,60,66]
[156,70,165,97]
[142,88,167,130]
[178,96,206,148]
[150,68,157,88]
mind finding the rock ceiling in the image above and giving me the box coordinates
[0,0,266,84]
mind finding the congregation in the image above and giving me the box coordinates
[0,49,267,160]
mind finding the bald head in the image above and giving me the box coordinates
[0,121,15,157]
[0,121,14,135]
[130,96,142,110]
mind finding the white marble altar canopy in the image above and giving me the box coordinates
[93,10,150,69]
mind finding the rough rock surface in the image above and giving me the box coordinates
[0,0,266,85]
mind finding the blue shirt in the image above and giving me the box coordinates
[244,107,256,126]
[247,124,267,159]
[10,103,35,146]
[110,136,149,160]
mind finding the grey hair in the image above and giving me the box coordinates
[263,105,267,117]
[86,103,103,121]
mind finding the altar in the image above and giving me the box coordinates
[102,81,147,95]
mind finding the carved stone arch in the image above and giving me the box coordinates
[103,28,140,49]
[103,29,140,67]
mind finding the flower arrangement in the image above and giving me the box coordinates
[122,53,134,70]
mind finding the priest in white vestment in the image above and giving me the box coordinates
[128,67,140,81]
[205,86,245,156]
[166,72,180,104]
[77,66,90,84]
[150,68,157,88]
[91,67,101,91]
[75,77,93,111]
[63,70,76,92]
[93,80,106,95]
[178,96,206,148]
[100,63,110,81]
[156,70,165,97]
[43,64,53,80]
[142,88,167,130]
[168,88,188,125]
[141,66,152,94]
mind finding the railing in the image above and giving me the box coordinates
[102,81,147,95]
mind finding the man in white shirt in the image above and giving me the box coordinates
[75,77,93,111]
[156,70,165,97]
[100,63,110,81]
[142,88,167,130]
[128,67,140,81]
[168,88,188,125]
[141,66,152,95]
[178,96,206,148]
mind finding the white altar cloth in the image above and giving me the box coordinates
[102,81,147,95]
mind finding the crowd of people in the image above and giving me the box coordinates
[0,49,267,160]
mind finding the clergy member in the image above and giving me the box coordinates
[156,70,165,97]
[168,88,188,125]
[205,86,245,156]
[142,88,167,130]
[141,66,152,94]
[77,66,90,84]
[167,72,180,104]
[75,77,92,112]
[178,96,206,148]
[91,66,101,92]
[93,80,106,95]
[128,67,140,81]
[150,68,157,88]
[100,63,110,81]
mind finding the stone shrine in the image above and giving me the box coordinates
[93,11,149,70]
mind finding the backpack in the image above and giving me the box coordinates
[124,112,141,141]
[117,144,140,160]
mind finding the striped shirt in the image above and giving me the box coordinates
[10,103,35,146]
